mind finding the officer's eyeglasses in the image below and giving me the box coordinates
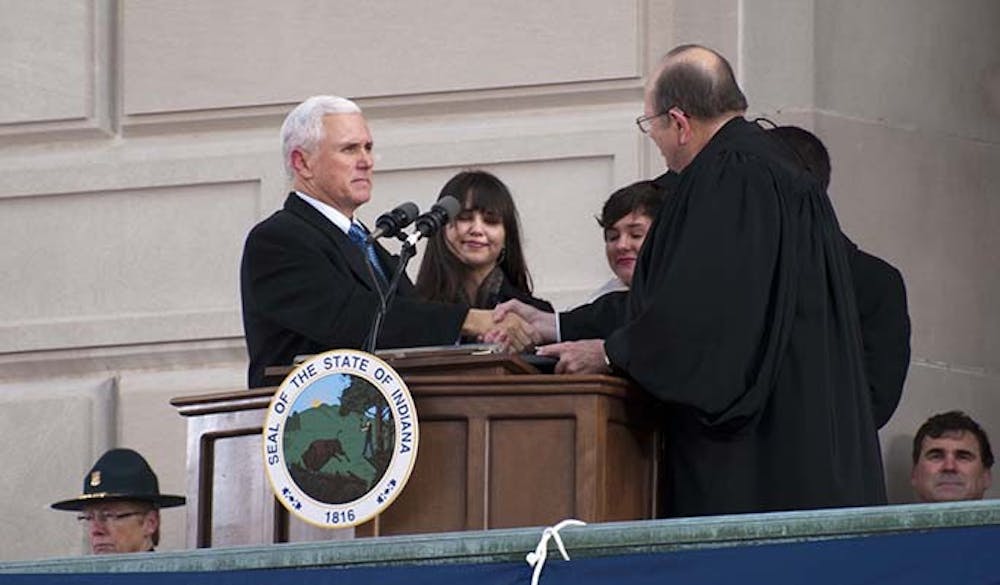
[76,510,145,524]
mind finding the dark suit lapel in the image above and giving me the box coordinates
[283,193,377,291]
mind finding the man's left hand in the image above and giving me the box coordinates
[536,339,611,374]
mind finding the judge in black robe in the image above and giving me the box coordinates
[539,45,887,517]
[563,117,887,516]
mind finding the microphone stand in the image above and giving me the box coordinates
[363,196,457,352]
[363,237,418,353]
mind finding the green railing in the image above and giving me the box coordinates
[3,500,997,574]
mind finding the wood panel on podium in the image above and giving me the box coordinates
[171,352,660,548]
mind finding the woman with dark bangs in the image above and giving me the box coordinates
[415,170,553,315]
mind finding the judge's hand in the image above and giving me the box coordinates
[462,309,536,353]
[492,300,557,344]
[536,339,611,375]
[481,313,536,353]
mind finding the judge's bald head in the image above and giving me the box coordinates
[649,45,748,121]
[642,45,748,172]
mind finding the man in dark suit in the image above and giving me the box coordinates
[766,124,911,429]
[241,95,533,388]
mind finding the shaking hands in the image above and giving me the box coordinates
[461,308,540,353]
[490,300,612,374]
[464,300,610,372]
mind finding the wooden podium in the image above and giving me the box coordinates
[171,352,661,548]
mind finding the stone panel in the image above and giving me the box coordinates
[0,181,259,352]
[741,0,815,115]
[373,158,615,311]
[0,376,115,561]
[816,114,1000,373]
[362,106,640,309]
[121,0,642,116]
[671,0,740,68]
[815,0,1000,143]
[0,1,91,126]
[117,364,248,552]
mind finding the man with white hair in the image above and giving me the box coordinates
[240,95,533,388]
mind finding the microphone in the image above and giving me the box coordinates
[366,202,420,243]
[404,196,461,247]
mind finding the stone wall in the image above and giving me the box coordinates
[1,0,997,559]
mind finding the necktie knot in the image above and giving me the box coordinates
[347,223,368,246]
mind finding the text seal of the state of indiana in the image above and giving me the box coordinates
[262,349,419,529]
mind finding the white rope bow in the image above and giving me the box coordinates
[525,518,587,585]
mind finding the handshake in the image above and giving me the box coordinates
[460,301,557,354]
[461,301,612,375]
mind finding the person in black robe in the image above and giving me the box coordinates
[766,124,911,429]
[494,44,887,517]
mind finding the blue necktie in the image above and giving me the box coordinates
[347,223,388,285]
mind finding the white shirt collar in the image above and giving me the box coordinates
[295,191,355,235]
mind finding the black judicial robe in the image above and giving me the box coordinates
[563,117,887,517]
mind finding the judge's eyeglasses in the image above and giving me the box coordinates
[635,107,685,134]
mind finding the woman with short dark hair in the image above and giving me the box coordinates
[585,180,666,303]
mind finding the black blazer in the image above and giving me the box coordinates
[240,194,468,387]
[844,236,910,428]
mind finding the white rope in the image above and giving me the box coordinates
[525,518,587,585]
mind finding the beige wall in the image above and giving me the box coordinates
[1,0,997,560]
[811,0,1000,502]
[741,0,1000,501]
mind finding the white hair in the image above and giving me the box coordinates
[280,95,362,178]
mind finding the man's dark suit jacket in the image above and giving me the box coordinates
[240,193,468,388]
[844,237,911,429]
